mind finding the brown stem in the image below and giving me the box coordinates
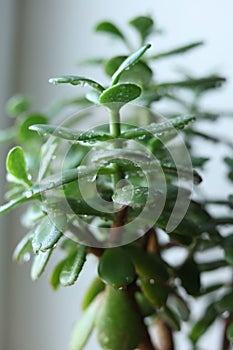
[109,206,128,245]
[221,315,233,350]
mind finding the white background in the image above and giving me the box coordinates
[0,1,233,349]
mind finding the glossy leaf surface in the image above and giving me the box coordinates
[32,215,66,253]
[49,76,104,92]
[98,247,136,288]
[60,245,87,286]
[31,249,53,280]
[111,44,151,85]
[6,146,31,186]
[96,286,142,350]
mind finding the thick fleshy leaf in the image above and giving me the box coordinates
[6,94,30,117]
[6,146,32,186]
[31,248,53,281]
[121,114,196,139]
[135,292,155,317]
[82,277,105,310]
[178,258,201,296]
[13,232,33,263]
[71,296,102,350]
[113,185,162,208]
[105,56,153,85]
[169,294,190,321]
[189,303,217,343]
[150,41,204,60]
[111,44,151,85]
[129,16,154,43]
[32,215,66,253]
[18,114,47,142]
[98,247,136,288]
[124,245,169,281]
[162,306,181,331]
[60,245,87,286]
[30,124,112,142]
[216,291,233,312]
[96,286,142,350]
[49,76,104,93]
[140,278,168,307]
[50,259,66,290]
[95,21,125,41]
[100,83,141,107]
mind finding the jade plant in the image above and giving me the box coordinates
[1,16,233,350]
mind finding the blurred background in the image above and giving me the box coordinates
[0,1,233,349]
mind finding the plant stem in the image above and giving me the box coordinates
[109,108,121,138]
[221,315,232,350]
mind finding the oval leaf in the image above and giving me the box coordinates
[71,296,102,350]
[50,259,66,290]
[124,245,169,281]
[178,258,201,296]
[31,248,53,281]
[105,56,153,85]
[98,247,136,288]
[129,16,154,43]
[95,21,125,41]
[111,44,151,85]
[96,286,142,350]
[6,146,32,186]
[32,215,66,253]
[18,114,47,143]
[99,83,141,107]
[140,278,168,307]
[227,322,233,342]
[60,245,87,286]
[49,76,104,93]
[82,277,105,310]
[13,232,33,263]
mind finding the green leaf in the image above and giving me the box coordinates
[95,21,125,41]
[6,94,30,117]
[82,277,105,310]
[60,245,87,286]
[96,286,142,350]
[178,258,201,296]
[135,292,155,317]
[50,259,66,290]
[129,16,154,43]
[49,76,105,93]
[124,245,169,281]
[169,294,190,321]
[111,44,151,85]
[150,41,204,60]
[13,232,33,263]
[99,83,141,107]
[121,114,196,139]
[6,146,32,186]
[30,124,112,142]
[140,279,168,307]
[18,114,47,143]
[216,291,233,312]
[98,247,136,288]
[152,76,226,91]
[189,303,218,344]
[104,56,153,85]
[32,215,66,253]
[227,322,233,342]
[31,248,53,281]
[162,306,181,331]
[71,297,102,350]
